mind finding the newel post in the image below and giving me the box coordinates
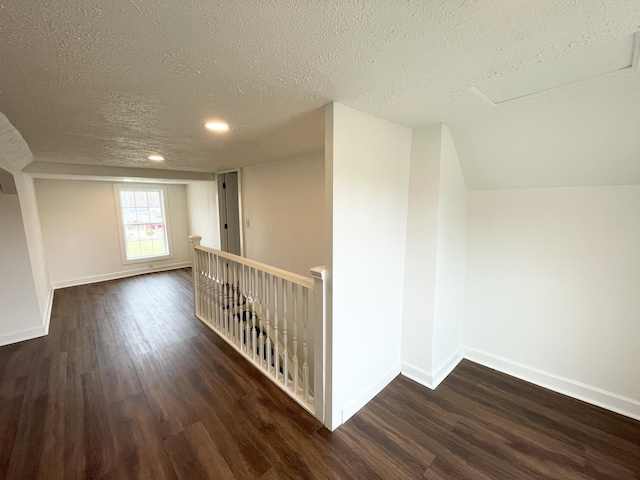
[310,265,326,423]
[188,235,202,317]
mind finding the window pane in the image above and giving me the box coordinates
[122,208,137,225]
[127,241,141,258]
[148,191,161,207]
[136,208,150,224]
[149,207,162,222]
[139,239,153,256]
[121,191,135,207]
[152,238,167,254]
[125,225,139,240]
[119,188,170,261]
[134,191,148,207]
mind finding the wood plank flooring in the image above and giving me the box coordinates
[1,268,638,479]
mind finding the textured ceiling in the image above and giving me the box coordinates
[1,1,640,183]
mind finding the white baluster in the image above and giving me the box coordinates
[292,284,299,395]
[215,255,221,330]
[210,254,216,327]
[257,269,264,367]
[303,287,309,403]
[283,281,288,388]
[206,252,212,324]
[273,276,280,380]
[214,254,221,329]
[250,267,257,362]
[244,265,250,354]
[232,262,239,345]
[193,248,200,317]
[198,250,205,317]
[265,273,271,374]
[223,261,230,337]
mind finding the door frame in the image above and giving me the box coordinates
[217,169,245,256]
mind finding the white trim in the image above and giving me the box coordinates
[341,363,401,424]
[401,361,434,388]
[0,325,48,347]
[432,350,464,388]
[0,286,55,347]
[113,183,175,265]
[401,350,463,390]
[463,347,640,422]
[235,169,245,257]
[216,170,244,257]
[52,262,191,289]
[43,286,54,334]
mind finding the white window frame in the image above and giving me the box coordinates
[114,184,174,265]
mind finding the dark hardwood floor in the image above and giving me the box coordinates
[0,268,638,479]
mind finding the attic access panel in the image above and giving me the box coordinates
[475,32,640,104]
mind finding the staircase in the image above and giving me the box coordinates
[189,236,325,422]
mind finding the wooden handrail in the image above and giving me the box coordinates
[194,244,314,289]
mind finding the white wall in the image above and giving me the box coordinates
[186,181,221,249]
[36,180,192,287]
[14,174,51,318]
[0,112,52,345]
[0,192,45,345]
[464,185,640,419]
[400,124,468,389]
[432,125,468,375]
[241,151,324,277]
[401,126,442,376]
[328,102,412,428]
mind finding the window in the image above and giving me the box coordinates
[114,185,173,264]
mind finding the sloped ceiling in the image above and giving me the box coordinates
[1,1,639,187]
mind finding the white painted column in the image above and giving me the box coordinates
[188,235,202,317]
[310,265,326,424]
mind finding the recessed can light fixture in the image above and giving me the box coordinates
[205,121,229,132]
[148,155,165,161]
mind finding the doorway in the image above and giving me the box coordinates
[217,171,242,256]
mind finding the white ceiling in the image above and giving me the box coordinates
[1,1,639,187]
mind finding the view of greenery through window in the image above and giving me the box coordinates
[119,189,169,260]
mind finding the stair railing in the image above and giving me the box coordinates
[188,236,325,422]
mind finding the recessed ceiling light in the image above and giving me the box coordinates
[148,155,165,161]
[205,121,229,132]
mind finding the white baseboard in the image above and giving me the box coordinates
[401,362,434,388]
[341,363,401,425]
[0,325,48,347]
[463,347,640,422]
[52,262,191,289]
[432,350,464,388]
[401,350,463,390]
[0,286,55,347]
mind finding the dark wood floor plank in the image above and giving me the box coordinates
[1,268,638,480]
[36,352,67,480]
[143,374,199,440]
[0,394,24,478]
[106,392,177,480]
[175,367,273,479]
[164,421,235,480]
[80,370,118,478]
